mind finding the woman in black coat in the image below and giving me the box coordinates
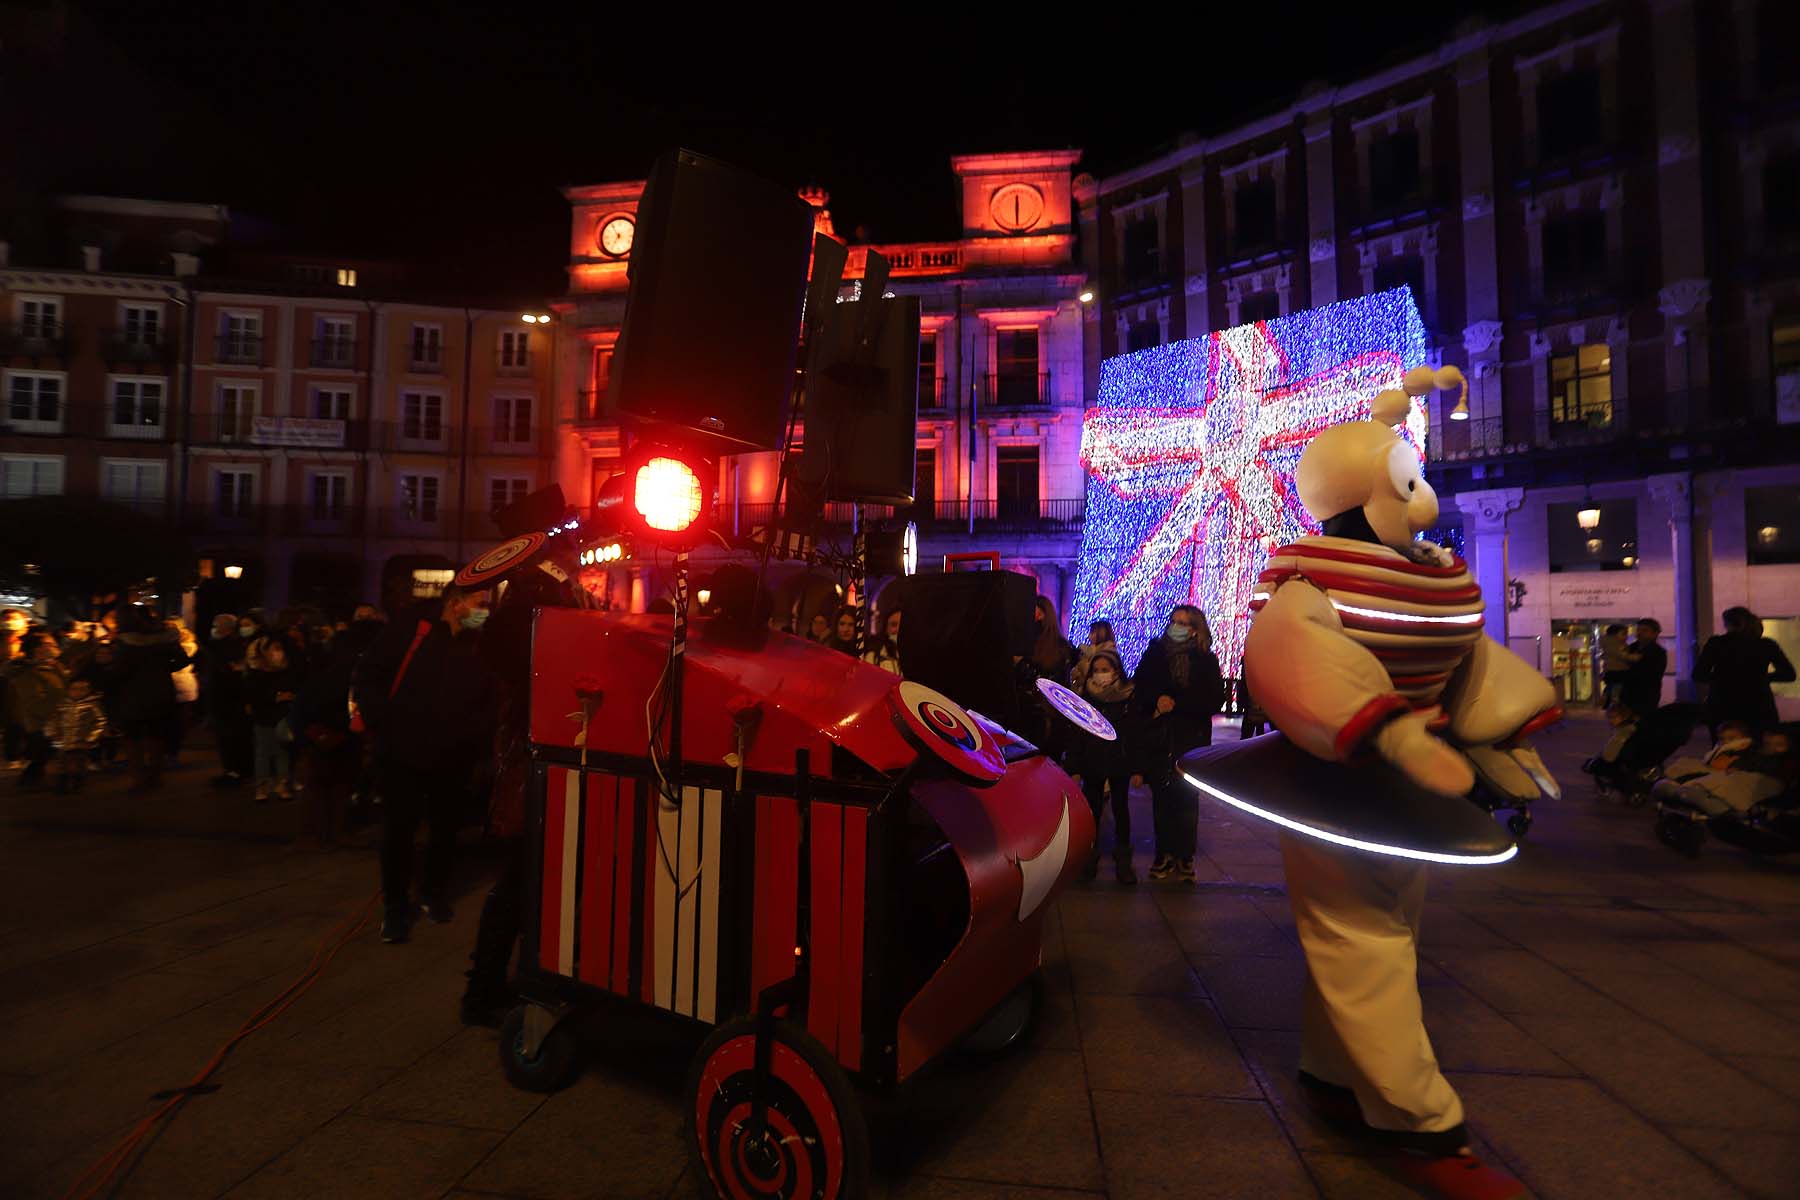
[1696,607,1797,735]
[1068,647,1140,884]
[1129,605,1224,882]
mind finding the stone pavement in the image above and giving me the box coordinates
[1,714,1797,1199]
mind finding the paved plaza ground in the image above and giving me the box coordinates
[1,713,1797,1199]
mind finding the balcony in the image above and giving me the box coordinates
[408,347,445,374]
[725,497,1084,534]
[981,372,1052,410]
[575,389,609,425]
[311,337,357,369]
[216,335,264,365]
[918,377,948,410]
[1430,387,1797,468]
[496,351,533,376]
[0,400,172,441]
[0,323,73,360]
[102,330,173,366]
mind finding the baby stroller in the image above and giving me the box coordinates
[1653,721,1800,858]
[1583,703,1704,806]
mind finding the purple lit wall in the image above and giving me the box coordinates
[1070,287,1430,680]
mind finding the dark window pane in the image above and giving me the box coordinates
[1239,292,1280,324]
[1537,70,1604,161]
[1235,178,1278,251]
[995,446,1039,517]
[1369,129,1422,211]
[914,448,936,509]
[1765,154,1800,241]
[1374,257,1425,304]
[1122,217,1160,285]
[1126,321,1159,352]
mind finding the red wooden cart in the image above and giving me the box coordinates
[503,607,1094,1198]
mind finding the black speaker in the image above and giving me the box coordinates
[494,484,570,538]
[795,296,920,504]
[890,571,1037,727]
[611,149,814,453]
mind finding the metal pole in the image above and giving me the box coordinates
[455,307,475,562]
[666,548,690,780]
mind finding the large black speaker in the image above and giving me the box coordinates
[890,571,1037,727]
[611,149,814,453]
[795,296,920,504]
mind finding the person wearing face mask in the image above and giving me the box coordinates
[1130,605,1224,882]
[354,584,499,944]
[1069,646,1139,883]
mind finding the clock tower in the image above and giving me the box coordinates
[950,150,1082,270]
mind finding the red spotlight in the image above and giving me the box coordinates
[634,456,704,533]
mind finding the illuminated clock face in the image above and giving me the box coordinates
[598,215,635,257]
[990,183,1044,233]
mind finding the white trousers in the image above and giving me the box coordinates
[1281,832,1464,1135]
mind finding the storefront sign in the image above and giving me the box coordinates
[1548,576,1637,612]
[251,417,346,448]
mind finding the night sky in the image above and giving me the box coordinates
[7,1,1530,296]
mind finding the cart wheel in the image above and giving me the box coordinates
[1506,812,1533,839]
[1674,822,1707,859]
[955,971,1046,1062]
[498,1003,580,1094]
[687,1017,868,1200]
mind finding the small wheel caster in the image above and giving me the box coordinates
[1506,812,1533,838]
[499,1003,581,1094]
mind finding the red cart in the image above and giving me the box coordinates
[503,607,1094,1198]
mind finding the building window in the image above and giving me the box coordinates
[995,446,1040,519]
[1368,129,1423,213]
[1765,153,1800,244]
[411,568,455,599]
[121,304,162,346]
[499,329,531,370]
[312,387,352,422]
[490,476,531,513]
[1,454,64,498]
[315,317,354,367]
[1542,211,1608,298]
[336,268,357,288]
[1747,484,1800,565]
[1239,292,1280,324]
[100,459,165,511]
[913,447,936,511]
[1126,320,1160,352]
[216,469,256,518]
[294,264,327,284]
[1234,178,1278,253]
[1774,317,1800,424]
[5,372,63,432]
[1537,70,1604,162]
[401,392,444,442]
[918,332,939,408]
[110,378,164,436]
[1548,499,1636,572]
[992,328,1041,407]
[17,297,61,339]
[410,324,443,370]
[220,313,262,363]
[1549,344,1613,427]
[1374,257,1426,305]
[399,474,440,522]
[493,395,532,445]
[1121,216,1161,288]
[310,471,350,520]
[219,383,259,442]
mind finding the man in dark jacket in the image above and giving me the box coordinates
[354,585,497,944]
[202,613,253,787]
[1620,617,1668,719]
[1130,604,1224,883]
[106,606,189,794]
[1697,607,1797,735]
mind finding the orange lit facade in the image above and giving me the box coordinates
[553,151,1092,615]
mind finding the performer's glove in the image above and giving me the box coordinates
[1372,710,1475,798]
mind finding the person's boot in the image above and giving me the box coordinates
[1079,851,1100,882]
[380,903,413,944]
[1113,847,1137,885]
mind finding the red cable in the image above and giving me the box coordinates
[60,890,381,1200]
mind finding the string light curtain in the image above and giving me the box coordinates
[1070,286,1431,679]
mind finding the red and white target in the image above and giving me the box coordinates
[1036,677,1117,741]
[891,681,1005,783]
[456,531,548,588]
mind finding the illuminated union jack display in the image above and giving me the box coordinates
[1069,287,1431,681]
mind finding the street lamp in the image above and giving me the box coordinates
[1078,289,1095,304]
[223,564,244,580]
[520,312,553,324]
[1577,505,1601,531]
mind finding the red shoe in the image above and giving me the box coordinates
[1387,1150,1528,1200]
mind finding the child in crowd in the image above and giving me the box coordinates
[49,677,106,792]
[1068,620,1118,695]
[1069,646,1139,884]
[245,637,299,801]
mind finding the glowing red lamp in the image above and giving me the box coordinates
[634,456,705,532]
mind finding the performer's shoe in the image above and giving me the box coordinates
[1387,1149,1528,1200]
